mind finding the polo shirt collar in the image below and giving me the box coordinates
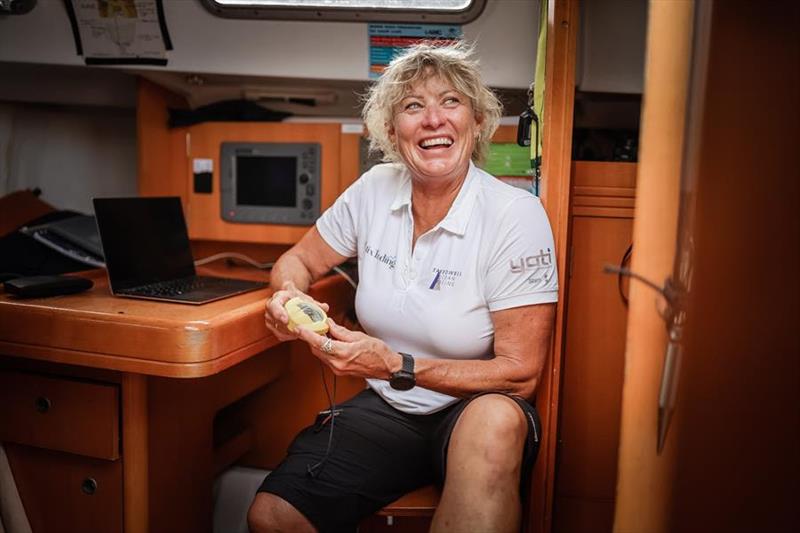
[389,162,478,237]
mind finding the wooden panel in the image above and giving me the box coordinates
[665,1,799,531]
[0,371,119,460]
[122,373,148,533]
[136,79,189,199]
[6,443,123,533]
[340,131,363,191]
[554,161,637,531]
[556,217,631,503]
[572,186,635,198]
[572,196,635,209]
[146,345,288,533]
[572,161,637,189]
[186,122,341,244]
[572,206,635,219]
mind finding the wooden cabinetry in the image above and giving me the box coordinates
[5,442,124,533]
[552,161,636,533]
[0,371,124,532]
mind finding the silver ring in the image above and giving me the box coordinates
[321,337,334,354]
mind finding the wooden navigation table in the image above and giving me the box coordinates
[0,266,350,533]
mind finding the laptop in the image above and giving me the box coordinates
[93,197,266,304]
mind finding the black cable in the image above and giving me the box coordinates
[618,244,634,307]
[307,358,337,478]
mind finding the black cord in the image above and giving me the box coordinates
[619,244,634,307]
[307,358,337,478]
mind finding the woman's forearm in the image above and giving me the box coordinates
[413,355,542,400]
[269,252,314,292]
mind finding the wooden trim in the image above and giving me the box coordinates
[572,206,636,219]
[122,373,148,533]
[377,485,440,517]
[573,186,636,198]
[573,196,635,209]
[0,337,277,379]
[533,1,579,532]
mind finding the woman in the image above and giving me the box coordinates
[249,42,557,533]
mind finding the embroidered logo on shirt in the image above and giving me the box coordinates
[364,243,396,270]
[429,267,462,290]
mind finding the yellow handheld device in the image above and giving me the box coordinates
[284,297,329,334]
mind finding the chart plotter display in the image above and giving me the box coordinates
[220,142,321,226]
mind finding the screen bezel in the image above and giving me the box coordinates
[220,142,321,226]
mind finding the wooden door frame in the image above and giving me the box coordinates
[531,0,579,532]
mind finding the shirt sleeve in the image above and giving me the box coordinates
[315,175,364,258]
[484,195,559,311]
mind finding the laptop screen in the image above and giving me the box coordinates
[93,197,196,291]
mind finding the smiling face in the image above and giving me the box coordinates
[389,74,480,185]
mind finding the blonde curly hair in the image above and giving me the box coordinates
[362,41,503,167]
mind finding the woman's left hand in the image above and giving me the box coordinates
[296,318,397,379]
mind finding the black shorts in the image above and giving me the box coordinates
[257,388,541,532]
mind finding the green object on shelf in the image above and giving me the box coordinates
[484,143,533,177]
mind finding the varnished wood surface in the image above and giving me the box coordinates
[534,1,580,532]
[613,1,692,531]
[554,216,632,533]
[377,485,440,517]
[572,161,637,189]
[136,79,188,201]
[0,371,120,460]
[0,265,277,377]
[186,122,342,244]
[5,443,124,533]
[122,373,149,533]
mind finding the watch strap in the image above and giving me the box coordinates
[398,352,414,375]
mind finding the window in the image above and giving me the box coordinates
[201,0,486,23]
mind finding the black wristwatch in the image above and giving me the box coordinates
[389,352,416,391]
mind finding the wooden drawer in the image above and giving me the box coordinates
[5,443,123,533]
[0,371,119,460]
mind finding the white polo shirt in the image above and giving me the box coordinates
[316,162,558,414]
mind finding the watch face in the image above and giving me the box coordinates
[390,373,415,391]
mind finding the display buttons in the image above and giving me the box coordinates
[299,173,309,184]
[302,199,313,210]
[306,184,315,196]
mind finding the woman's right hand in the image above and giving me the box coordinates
[264,281,330,342]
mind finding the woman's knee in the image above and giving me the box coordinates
[247,492,314,533]
[453,394,528,457]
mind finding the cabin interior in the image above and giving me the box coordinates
[0,1,797,532]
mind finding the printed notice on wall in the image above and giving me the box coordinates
[368,24,463,79]
[65,0,173,66]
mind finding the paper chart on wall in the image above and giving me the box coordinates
[65,0,173,66]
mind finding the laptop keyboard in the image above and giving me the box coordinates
[121,276,257,297]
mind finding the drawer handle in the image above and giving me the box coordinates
[81,478,98,495]
[35,396,51,413]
